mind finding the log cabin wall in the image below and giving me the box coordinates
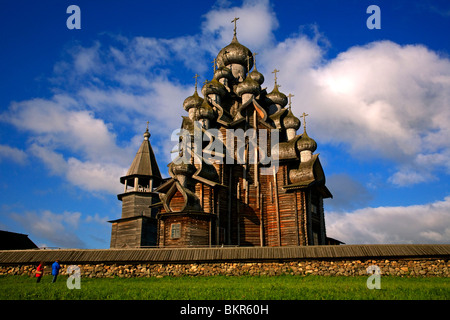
[160,214,211,247]
[121,193,154,219]
[110,218,142,248]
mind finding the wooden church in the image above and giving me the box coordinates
[109,19,333,248]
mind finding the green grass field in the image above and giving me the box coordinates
[0,274,448,300]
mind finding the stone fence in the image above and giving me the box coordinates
[1,258,448,278]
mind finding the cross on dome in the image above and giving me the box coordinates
[272,69,280,86]
[193,74,199,92]
[287,93,295,110]
[211,58,217,72]
[252,52,258,69]
[231,17,239,37]
[301,112,309,131]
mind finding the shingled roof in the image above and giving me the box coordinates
[120,129,162,184]
[0,230,38,250]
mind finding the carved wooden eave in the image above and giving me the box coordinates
[268,106,286,129]
[191,153,223,187]
[284,154,333,198]
[209,99,233,126]
[158,179,202,213]
[278,134,301,160]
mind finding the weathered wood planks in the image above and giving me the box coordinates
[0,244,448,264]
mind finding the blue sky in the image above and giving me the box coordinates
[1,0,450,248]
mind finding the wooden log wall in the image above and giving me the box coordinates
[160,215,210,247]
[121,193,153,218]
[167,189,185,212]
[110,219,142,248]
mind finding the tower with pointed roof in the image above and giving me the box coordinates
[109,126,162,248]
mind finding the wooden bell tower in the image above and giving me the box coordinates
[109,125,162,248]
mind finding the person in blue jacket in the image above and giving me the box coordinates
[51,260,61,283]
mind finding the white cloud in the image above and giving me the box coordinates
[66,158,125,194]
[201,0,278,51]
[10,210,85,248]
[272,39,450,186]
[72,42,102,75]
[29,144,67,175]
[0,144,27,165]
[326,196,450,244]
[388,168,436,186]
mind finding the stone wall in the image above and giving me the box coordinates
[1,258,448,278]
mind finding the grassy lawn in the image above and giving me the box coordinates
[0,274,448,300]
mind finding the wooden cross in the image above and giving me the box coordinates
[245,56,252,72]
[252,52,258,69]
[301,112,309,130]
[272,69,280,86]
[193,74,199,91]
[287,94,294,110]
[211,58,217,72]
[231,17,240,36]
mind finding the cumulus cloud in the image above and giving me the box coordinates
[10,210,86,248]
[282,40,450,186]
[201,0,278,51]
[326,196,450,244]
[66,158,125,194]
[0,144,28,165]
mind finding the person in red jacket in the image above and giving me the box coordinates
[36,262,44,283]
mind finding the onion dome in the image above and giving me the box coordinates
[283,108,301,130]
[249,68,264,85]
[196,99,215,120]
[266,85,288,108]
[297,129,317,153]
[216,36,253,70]
[143,127,151,140]
[171,161,196,177]
[213,66,233,81]
[183,90,204,112]
[201,79,227,97]
[235,76,260,97]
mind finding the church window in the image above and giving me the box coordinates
[171,223,181,239]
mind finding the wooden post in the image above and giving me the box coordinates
[319,196,326,245]
[273,166,281,246]
[227,168,232,245]
[306,189,313,245]
[215,188,220,245]
[236,181,241,246]
[134,177,139,191]
[209,219,212,248]
[260,193,264,247]
[294,191,300,246]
